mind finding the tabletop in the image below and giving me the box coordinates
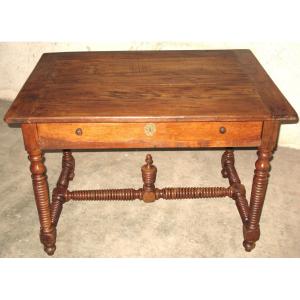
[4,49,298,124]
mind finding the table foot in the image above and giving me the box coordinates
[40,228,57,255]
[44,246,56,256]
[243,240,256,252]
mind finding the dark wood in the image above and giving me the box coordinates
[65,187,233,201]
[21,124,56,255]
[4,50,298,124]
[141,154,157,202]
[64,154,234,202]
[221,149,249,224]
[3,50,298,255]
[243,121,280,251]
[51,150,75,227]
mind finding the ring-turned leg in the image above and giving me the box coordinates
[243,121,279,252]
[243,148,272,251]
[22,124,56,255]
[28,149,56,255]
[51,150,75,227]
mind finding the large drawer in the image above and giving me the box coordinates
[37,121,263,149]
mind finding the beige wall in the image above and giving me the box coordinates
[1,42,299,149]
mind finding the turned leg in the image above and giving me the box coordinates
[22,124,57,255]
[243,148,272,251]
[28,149,56,255]
[242,121,280,252]
[51,150,75,227]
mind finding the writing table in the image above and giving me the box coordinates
[4,50,298,255]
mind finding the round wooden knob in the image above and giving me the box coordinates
[75,128,83,136]
[219,126,226,134]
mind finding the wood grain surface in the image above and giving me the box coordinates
[4,50,298,124]
[37,121,262,149]
[5,50,298,255]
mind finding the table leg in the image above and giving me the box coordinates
[51,150,75,227]
[243,121,279,252]
[243,148,272,251]
[22,124,56,256]
[28,149,56,255]
[221,149,249,225]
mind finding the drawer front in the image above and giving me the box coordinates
[37,121,262,149]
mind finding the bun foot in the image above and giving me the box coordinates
[44,245,56,256]
[40,228,57,256]
[243,240,256,252]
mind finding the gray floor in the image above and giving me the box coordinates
[1,99,299,257]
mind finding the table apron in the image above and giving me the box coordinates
[36,121,263,150]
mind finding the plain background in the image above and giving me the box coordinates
[0,1,299,300]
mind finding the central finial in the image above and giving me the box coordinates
[141,154,157,202]
[145,154,153,167]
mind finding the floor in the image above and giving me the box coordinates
[1,100,299,257]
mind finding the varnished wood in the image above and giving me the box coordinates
[3,50,299,255]
[4,50,298,124]
[51,150,75,227]
[65,187,234,201]
[21,124,56,255]
[141,154,157,202]
[37,121,262,149]
[243,121,280,251]
[235,50,298,122]
[65,154,234,202]
[221,149,249,224]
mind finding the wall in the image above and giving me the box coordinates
[0,42,299,149]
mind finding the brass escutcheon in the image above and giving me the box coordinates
[144,123,156,137]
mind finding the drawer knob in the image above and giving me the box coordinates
[75,128,83,136]
[219,126,226,134]
[144,123,156,137]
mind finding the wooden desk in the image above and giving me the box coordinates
[4,50,298,255]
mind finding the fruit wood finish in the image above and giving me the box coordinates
[51,150,75,227]
[37,121,262,149]
[21,124,57,255]
[4,50,298,255]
